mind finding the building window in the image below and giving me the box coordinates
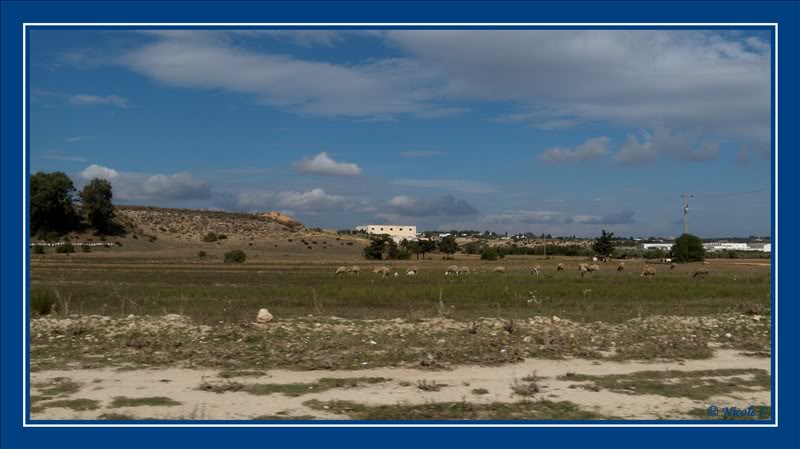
[380,228,384,231]
[390,228,393,231]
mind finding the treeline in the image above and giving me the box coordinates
[31,171,116,239]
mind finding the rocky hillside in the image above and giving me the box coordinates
[116,206,305,242]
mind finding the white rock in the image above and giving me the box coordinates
[163,314,183,322]
[725,333,733,338]
[552,316,561,323]
[256,308,273,324]
[523,336,532,343]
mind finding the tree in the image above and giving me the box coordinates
[592,229,615,257]
[480,246,500,260]
[418,239,437,260]
[363,234,395,260]
[223,249,247,263]
[80,178,115,234]
[437,235,459,259]
[671,233,705,262]
[402,239,422,260]
[30,171,78,235]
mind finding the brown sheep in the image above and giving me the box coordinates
[530,265,541,276]
[373,266,391,277]
[578,263,589,277]
[557,263,565,271]
[617,262,625,271]
[588,264,600,273]
[641,267,656,277]
[445,264,459,275]
[347,265,361,275]
[693,268,709,277]
[458,266,471,275]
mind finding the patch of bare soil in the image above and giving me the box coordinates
[29,349,770,421]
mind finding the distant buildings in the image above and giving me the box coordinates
[356,224,418,242]
[640,242,771,252]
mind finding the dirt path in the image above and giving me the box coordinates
[30,349,770,421]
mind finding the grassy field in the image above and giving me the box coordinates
[30,252,770,324]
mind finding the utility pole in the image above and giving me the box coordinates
[682,193,693,234]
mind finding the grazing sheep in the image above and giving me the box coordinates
[592,257,598,262]
[557,263,565,271]
[530,265,541,276]
[458,266,471,275]
[693,268,709,278]
[641,267,656,277]
[394,272,399,278]
[578,263,589,277]
[445,264,459,275]
[406,266,418,275]
[588,264,600,273]
[617,262,625,271]
[670,262,677,270]
[347,265,361,275]
[335,266,348,275]
[373,266,391,277]
[493,266,506,273]
[702,261,710,265]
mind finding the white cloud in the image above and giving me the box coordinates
[68,94,128,108]
[537,137,610,164]
[79,164,119,180]
[75,165,209,201]
[615,128,720,165]
[278,188,343,209]
[293,152,362,176]
[398,150,442,158]
[385,194,478,217]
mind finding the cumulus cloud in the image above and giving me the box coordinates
[294,152,362,176]
[141,173,210,200]
[615,128,720,165]
[537,137,610,164]
[75,164,209,201]
[68,94,128,108]
[386,194,478,217]
[515,210,563,224]
[277,188,343,209]
[79,164,119,180]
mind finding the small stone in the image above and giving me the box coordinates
[552,316,561,323]
[523,336,532,343]
[725,333,733,338]
[256,308,273,324]
[369,340,377,345]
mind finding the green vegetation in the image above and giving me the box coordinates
[437,236,459,260]
[200,377,388,397]
[303,399,610,420]
[480,247,502,260]
[558,368,769,400]
[223,249,247,264]
[30,289,57,316]
[55,242,75,254]
[198,251,207,258]
[592,229,615,257]
[203,232,219,242]
[30,171,79,235]
[32,246,45,255]
[109,396,182,408]
[672,233,706,263]
[471,388,490,395]
[33,398,100,412]
[80,179,115,234]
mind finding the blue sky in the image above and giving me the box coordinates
[29,29,771,237]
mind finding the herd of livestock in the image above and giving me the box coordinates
[334,262,711,278]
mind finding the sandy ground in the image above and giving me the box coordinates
[30,349,770,421]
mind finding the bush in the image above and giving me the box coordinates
[223,249,247,264]
[55,243,75,254]
[198,251,207,258]
[30,289,57,316]
[217,233,227,240]
[480,247,500,260]
[82,245,91,253]
[671,233,705,263]
[203,232,218,242]
[115,241,122,246]
[32,246,45,255]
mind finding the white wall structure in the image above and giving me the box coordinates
[641,243,674,251]
[703,242,750,251]
[362,225,418,241]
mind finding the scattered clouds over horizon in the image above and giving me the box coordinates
[76,164,210,201]
[68,94,128,108]
[537,136,610,164]
[385,194,479,217]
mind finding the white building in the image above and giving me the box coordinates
[360,224,418,241]
[641,243,674,251]
[703,242,749,251]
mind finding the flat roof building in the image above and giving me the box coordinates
[359,224,418,241]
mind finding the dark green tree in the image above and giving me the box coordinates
[363,234,394,260]
[671,233,706,262]
[437,235,459,260]
[480,246,499,260]
[592,229,615,257]
[79,178,115,234]
[30,171,78,235]
[418,239,437,260]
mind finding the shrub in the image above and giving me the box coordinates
[217,233,227,240]
[31,289,57,316]
[132,234,138,239]
[198,251,207,258]
[32,246,45,255]
[55,243,75,254]
[223,249,247,264]
[82,245,91,253]
[480,247,500,261]
[203,232,218,242]
[671,234,705,263]
[115,241,123,246]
